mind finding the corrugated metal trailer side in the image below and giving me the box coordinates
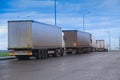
[63,30,93,54]
[77,31,92,47]
[8,20,64,60]
[32,21,62,49]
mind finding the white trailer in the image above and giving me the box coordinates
[8,20,64,60]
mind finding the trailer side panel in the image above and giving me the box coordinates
[32,22,62,49]
[77,31,91,47]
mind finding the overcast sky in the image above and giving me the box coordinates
[0,0,120,50]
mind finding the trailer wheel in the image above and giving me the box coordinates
[60,53,63,56]
[41,53,43,59]
[75,49,79,54]
[43,50,45,59]
[40,50,44,59]
[41,50,48,59]
[17,56,22,60]
[66,52,72,55]
[25,56,30,60]
[60,49,64,56]
[35,51,40,60]
[52,51,57,57]
[43,50,47,59]
[38,53,41,60]
[44,50,48,58]
[55,49,60,57]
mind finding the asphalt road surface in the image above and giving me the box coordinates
[0,52,120,80]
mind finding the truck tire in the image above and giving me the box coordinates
[66,52,72,55]
[40,50,44,59]
[52,53,57,57]
[42,50,45,59]
[35,51,40,60]
[55,49,59,57]
[60,49,64,56]
[43,50,46,59]
[17,56,22,60]
[36,54,40,60]
[24,56,30,60]
[44,50,48,58]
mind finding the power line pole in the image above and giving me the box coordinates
[82,12,90,32]
[83,15,85,31]
[119,35,120,50]
[108,30,111,50]
[54,0,57,26]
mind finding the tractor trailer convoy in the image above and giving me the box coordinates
[8,20,108,60]
[8,20,64,60]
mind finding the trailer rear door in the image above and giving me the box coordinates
[8,21,32,49]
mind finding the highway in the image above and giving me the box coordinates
[0,52,120,80]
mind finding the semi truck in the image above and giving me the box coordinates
[8,20,64,60]
[62,30,93,54]
[96,40,108,52]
